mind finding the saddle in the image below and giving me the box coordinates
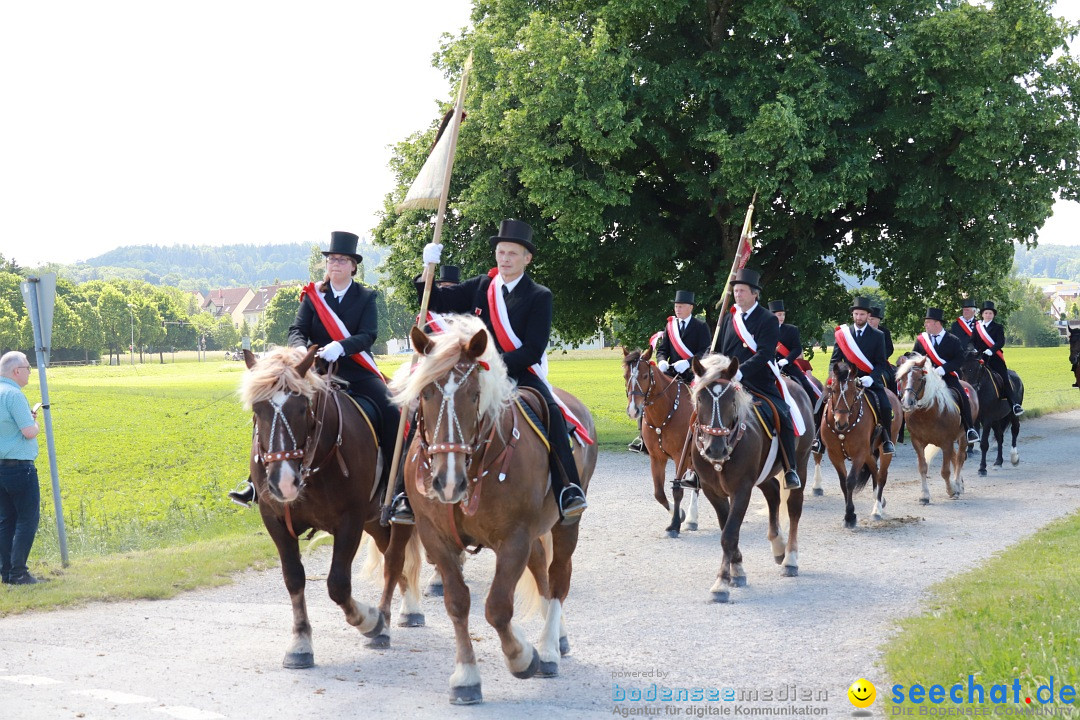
[743,389,782,440]
[515,387,552,450]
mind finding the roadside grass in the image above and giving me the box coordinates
[3,344,1076,614]
[882,512,1080,713]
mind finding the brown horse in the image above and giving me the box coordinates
[391,317,597,705]
[689,355,812,603]
[622,347,728,537]
[240,347,422,669]
[896,355,980,503]
[1070,326,1080,389]
[818,361,902,528]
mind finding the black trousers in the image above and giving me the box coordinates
[745,382,798,474]
[942,374,975,429]
[515,372,582,490]
[984,355,1020,405]
[867,383,893,426]
[343,374,401,481]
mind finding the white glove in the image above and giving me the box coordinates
[983,349,992,356]
[672,359,690,374]
[858,376,873,388]
[777,358,789,367]
[934,366,946,376]
[422,242,443,265]
[657,360,670,373]
[733,369,743,383]
[319,341,345,362]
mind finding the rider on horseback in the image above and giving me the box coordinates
[948,298,978,351]
[389,220,589,525]
[971,301,1024,416]
[769,299,823,410]
[827,297,896,456]
[868,305,897,391]
[709,269,802,490]
[913,307,981,444]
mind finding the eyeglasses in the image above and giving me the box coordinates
[326,256,353,265]
[17,365,31,371]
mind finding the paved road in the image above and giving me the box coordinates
[4,410,1080,719]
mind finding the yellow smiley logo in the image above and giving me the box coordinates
[847,678,876,708]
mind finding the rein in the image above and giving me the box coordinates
[694,378,746,464]
[627,359,685,455]
[824,378,867,459]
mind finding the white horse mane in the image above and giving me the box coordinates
[692,354,753,421]
[240,346,327,409]
[896,354,954,412]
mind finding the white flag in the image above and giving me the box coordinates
[396,109,462,212]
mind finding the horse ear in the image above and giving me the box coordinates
[642,346,653,362]
[243,349,257,369]
[466,328,488,359]
[727,357,740,378]
[297,345,318,377]
[411,326,435,356]
[692,356,706,377]
[622,346,630,357]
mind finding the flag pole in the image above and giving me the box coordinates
[710,192,758,351]
[381,55,473,523]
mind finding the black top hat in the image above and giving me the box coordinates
[870,306,885,319]
[729,268,761,291]
[850,296,872,312]
[924,307,945,322]
[961,298,977,308]
[768,300,785,313]
[439,265,461,284]
[322,231,363,263]
[981,300,997,314]
[673,290,696,305]
[489,219,537,255]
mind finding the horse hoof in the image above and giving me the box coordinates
[870,514,882,522]
[425,584,444,598]
[686,522,698,531]
[361,612,387,639]
[812,488,824,496]
[559,636,571,656]
[731,575,747,588]
[773,554,785,565]
[283,652,314,669]
[365,633,390,649]
[512,648,540,679]
[398,613,425,628]
[781,566,798,578]
[979,469,987,477]
[711,589,730,603]
[536,661,560,678]
[844,518,856,529]
[450,685,483,705]
[919,498,930,506]
[666,529,680,539]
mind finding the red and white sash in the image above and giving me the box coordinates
[665,316,694,360]
[974,322,1004,360]
[731,307,805,435]
[486,273,594,446]
[776,341,791,358]
[955,317,974,337]
[918,332,957,377]
[649,331,663,352]
[301,283,385,381]
[833,325,874,374]
[422,310,449,335]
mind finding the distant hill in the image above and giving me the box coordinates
[1014,243,1080,281]
[56,241,387,290]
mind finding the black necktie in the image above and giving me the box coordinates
[856,328,862,338]
[741,312,748,321]
[502,285,510,300]
[933,334,940,348]
[679,320,686,334]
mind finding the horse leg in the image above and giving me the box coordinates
[665,478,685,538]
[811,450,825,496]
[650,452,670,511]
[699,481,729,530]
[486,536,540,680]
[757,481,785,565]
[953,441,966,496]
[326,520,387,647]
[546,522,582,664]
[977,421,990,476]
[912,436,931,504]
[427,536,482,705]
[523,537,560,678]
[992,420,1005,469]
[711,485,753,603]
[940,445,958,499]
[872,452,891,521]
[781,475,804,577]
[389,527,425,628]
[1009,415,1020,466]
[685,489,700,531]
[827,446,855,528]
[264,516,314,669]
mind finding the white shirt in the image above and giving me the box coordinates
[738,302,759,318]
[501,275,524,294]
[329,280,352,300]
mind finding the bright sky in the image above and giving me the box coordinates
[1,0,1078,269]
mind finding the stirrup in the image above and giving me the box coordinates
[677,470,699,490]
[810,437,823,454]
[558,484,587,525]
[227,482,256,508]
[966,427,980,443]
[389,492,415,526]
[880,437,895,455]
[627,436,644,453]
[1012,404,1024,417]
[782,470,801,490]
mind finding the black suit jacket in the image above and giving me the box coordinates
[776,323,803,360]
[417,273,552,378]
[712,304,779,397]
[949,317,976,348]
[288,282,379,386]
[879,325,894,360]
[830,324,888,384]
[971,320,1005,354]
[657,316,711,381]
[913,331,965,376]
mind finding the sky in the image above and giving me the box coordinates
[1,0,1079,269]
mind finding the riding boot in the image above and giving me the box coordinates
[777,414,801,490]
[628,415,644,452]
[228,477,258,507]
[388,417,416,525]
[959,395,980,443]
[879,422,895,455]
[1005,380,1024,416]
[548,432,587,524]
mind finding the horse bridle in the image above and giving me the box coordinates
[900,363,932,410]
[694,378,746,465]
[626,358,684,444]
[253,386,346,485]
[826,378,866,434]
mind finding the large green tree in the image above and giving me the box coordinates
[374,0,1080,345]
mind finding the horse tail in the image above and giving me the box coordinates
[924,444,941,463]
[359,534,383,584]
[852,463,873,494]
[514,532,553,620]
[402,531,423,611]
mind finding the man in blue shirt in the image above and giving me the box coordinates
[0,351,42,585]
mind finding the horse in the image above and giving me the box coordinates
[391,317,598,705]
[896,355,980,503]
[818,361,902,528]
[240,347,422,669]
[688,354,812,603]
[958,350,1024,476]
[622,347,728,537]
[1070,327,1080,389]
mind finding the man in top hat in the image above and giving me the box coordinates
[868,305,896,389]
[828,297,896,455]
[709,269,803,489]
[397,219,589,525]
[228,231,399,507]
[912,308,981,443]
[971,301,1024,416]
[949,299,978,350]
[627,289,711,453]
[437,265,460,287]
[769,300,822,407]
